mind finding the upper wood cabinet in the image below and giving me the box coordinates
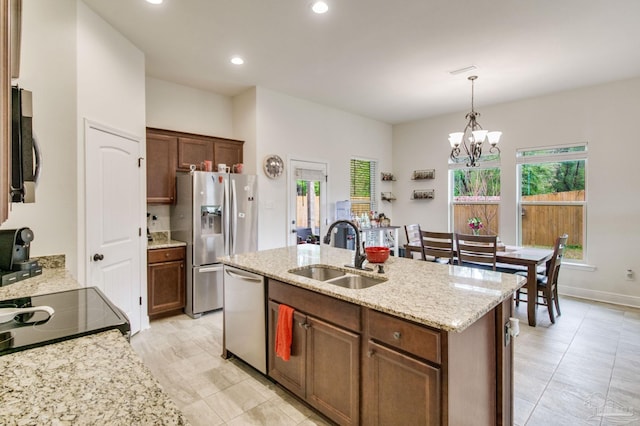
[213,140,243,169]
[146,130,177,204]
[146,127,244,204]
[177,136,212,171]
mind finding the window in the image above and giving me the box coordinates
[350,158,378,216]
[517,144,587,261]
[450,166,501,235]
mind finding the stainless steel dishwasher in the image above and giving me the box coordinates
[223,265,267,374]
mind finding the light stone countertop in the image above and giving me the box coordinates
[0,269,189,425]
[148,239,187,250]
[0,330,187,425]
[222,244,526,333]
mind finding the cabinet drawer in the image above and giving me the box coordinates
[148,247,185,264]
[268,279,361,332]
[367,309,441,364]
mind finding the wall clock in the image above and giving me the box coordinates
[263,155,284,179]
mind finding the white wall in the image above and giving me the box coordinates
[255,88,393,250]
[1,0,78,273]
[76,1,146,285]
[393,77,640,307]
[145,78,238,229]
[146,77,234,138]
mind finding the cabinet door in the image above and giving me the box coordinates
[213,140,243,167]
[146,131,177,204]
[267,301,307,399]
[177,137,213,171]
[306,316,360,426]
[363,341,440,426]
[147,259,185,316]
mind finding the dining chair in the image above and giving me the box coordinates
[421,231,454,264]
[455,233,497,271]
[404,224,425,260]
[515,234,568,324]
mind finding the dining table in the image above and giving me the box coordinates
[495,246,554,327]
[406,243,554,327]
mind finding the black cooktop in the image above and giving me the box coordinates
[0,287,130,356]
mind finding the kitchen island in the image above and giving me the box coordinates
[222,244,525,425]
[0,267,188,425]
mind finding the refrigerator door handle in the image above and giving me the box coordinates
[198,265,223,273]
[224,268,262,282]
[230,178,238,255]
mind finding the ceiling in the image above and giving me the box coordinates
[82,0,640,124]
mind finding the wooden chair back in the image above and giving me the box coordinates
[546,234,569,287]
[455,233,498,270]
[404,244,425,260]
[421,231,454,264]
[404,224,425,260]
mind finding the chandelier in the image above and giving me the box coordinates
[448,76,501,167]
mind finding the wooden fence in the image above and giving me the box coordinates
[453,190,583,247]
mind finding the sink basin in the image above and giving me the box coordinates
[325,274,387,289]
[288,265,387,289]
[289,265,346,281]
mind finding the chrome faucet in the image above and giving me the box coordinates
[323,220,369,270]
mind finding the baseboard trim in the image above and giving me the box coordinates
[560,286,640,309]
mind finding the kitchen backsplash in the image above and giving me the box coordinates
[147,204,171,232]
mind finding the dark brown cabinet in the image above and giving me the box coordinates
[146,127,244,203]
[175,135,243,172]
[268,281,360,426]
[176,136,212,171]
[265,278,514,426]
[146,130,177,204]
[362,310,441,426]
[147,246,185,318]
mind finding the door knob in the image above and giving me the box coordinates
[93,253,104,261]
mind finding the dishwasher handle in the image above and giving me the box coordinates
[198,266,223,273]
[225,268,263,282]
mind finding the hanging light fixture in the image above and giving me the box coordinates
[448,76,501,167]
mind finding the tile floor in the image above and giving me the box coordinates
[130,296,640,426]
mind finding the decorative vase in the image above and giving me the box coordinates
[472,229,480,236]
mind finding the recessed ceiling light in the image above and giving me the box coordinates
[146,0,163,4]
[311,1,329,14]
[230,56,244,65]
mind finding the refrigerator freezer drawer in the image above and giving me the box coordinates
[223,266,266,374]
[192,264,223,315]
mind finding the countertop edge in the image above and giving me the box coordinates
[221,246,525,333]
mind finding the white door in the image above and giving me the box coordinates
[85,121,143,334]
[288,159,328,246]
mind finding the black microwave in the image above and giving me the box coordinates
[10,85,39,203]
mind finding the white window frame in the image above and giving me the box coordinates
[350,157,378,215]
[448,159,501,234]
[516,143,588,262]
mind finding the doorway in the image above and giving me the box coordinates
[85,120,143,334]
[288,159,328,246]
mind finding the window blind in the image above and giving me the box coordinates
[349,158,378,215]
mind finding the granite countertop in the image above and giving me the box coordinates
[0,330,187,425]
[147,232,186,250]
[222,245,526,333]
[0,268,188,425]
[148,239,187,249]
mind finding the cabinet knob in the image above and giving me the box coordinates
[298,322,311,330]
[392,331,401,340]
[165,253,170,257]
[367,350,375,358]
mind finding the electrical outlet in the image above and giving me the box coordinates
[626,269,635,281]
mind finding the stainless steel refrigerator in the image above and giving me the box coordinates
[170,171,258,318]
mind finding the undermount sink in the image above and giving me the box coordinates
[289,265,346,281]
[288,265,387,289]
[324,274,386,289]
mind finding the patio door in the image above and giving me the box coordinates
[287,159,328,246]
